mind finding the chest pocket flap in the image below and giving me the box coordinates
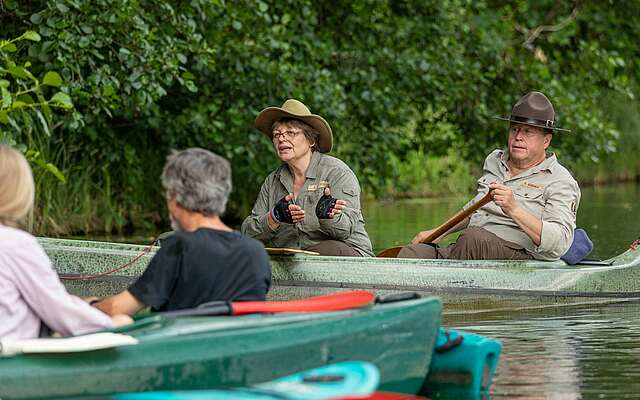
[514,186,544,200]
[341,188,358,197]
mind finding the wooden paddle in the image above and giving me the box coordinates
[265,247,320,256]
[377,191,493,258]
[159,290,377,318]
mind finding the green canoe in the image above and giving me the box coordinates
[39,238,640,298]
[0,297,441,400]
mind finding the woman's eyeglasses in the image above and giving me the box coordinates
[272,130,301,141]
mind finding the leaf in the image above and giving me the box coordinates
[23,31,41,42]
[1,88,11,108]
[17,94,35,104]
[7,66,29,80]
[0,80,9,89]
[42,71,63,87]
[30,13,42,24]
[36,110,51,136]
[0,111,8,124]
[45,162,66,182]
[185,81,198,93]
[33,158,66,182]
[56,3,69,13]
[50,92,73,109]
[11,101,29,109]
[1,42,17,52]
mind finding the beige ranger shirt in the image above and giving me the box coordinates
[241,151,374,256]
[466,149,580,261]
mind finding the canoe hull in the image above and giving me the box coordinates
[0,298,441,399]
[39,238,640,297]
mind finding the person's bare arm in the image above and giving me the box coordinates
[94,290,145,317]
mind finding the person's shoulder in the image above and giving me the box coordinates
[486,149,503,160]
[0,225,40,252]
[549,156,578,183]
[481,149,503,168]
[233,232,268,253]
[318,153,352,170]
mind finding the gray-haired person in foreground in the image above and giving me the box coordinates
[95,148,271,316]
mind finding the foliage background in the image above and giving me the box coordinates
[0,0,638,235]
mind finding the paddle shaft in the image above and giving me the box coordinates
[420,191,493,244]
[377,191,493,258]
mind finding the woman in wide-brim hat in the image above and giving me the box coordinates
[241,99,373,257]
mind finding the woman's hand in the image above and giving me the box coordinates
[288,203,305,224]
[316,187,346,219]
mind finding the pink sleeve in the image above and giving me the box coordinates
[9,244,114,336]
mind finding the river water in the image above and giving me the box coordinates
[362,183,640,399]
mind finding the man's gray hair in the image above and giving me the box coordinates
[161,148,232,216]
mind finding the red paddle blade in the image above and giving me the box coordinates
[230,291,376,315]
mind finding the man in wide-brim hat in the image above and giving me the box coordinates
[399,91,582,262]
[242,99,374,257]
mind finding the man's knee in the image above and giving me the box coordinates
[455,227,488,248]
[397,243,438,259]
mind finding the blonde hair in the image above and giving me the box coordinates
[0,145,35,226]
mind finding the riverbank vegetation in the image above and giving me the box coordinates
[0,0,638,235]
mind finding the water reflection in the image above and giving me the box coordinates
[448,300,640,399]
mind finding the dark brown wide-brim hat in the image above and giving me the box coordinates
[496,91,570,132]
[255,99,333,153]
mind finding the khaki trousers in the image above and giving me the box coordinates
[397,227,534,260]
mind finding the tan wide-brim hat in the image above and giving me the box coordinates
[255,99,333,153]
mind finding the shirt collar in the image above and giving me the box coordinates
[500,149,557,175]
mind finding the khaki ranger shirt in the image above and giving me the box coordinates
[467,149,580,261]
[241,151,374,256]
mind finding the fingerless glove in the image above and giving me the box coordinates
[272,196,294,223]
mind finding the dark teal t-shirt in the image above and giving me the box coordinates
[129,229,271,311]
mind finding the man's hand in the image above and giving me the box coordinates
[411,229,439,245]
[489,182,519,216]
[316,187,346,219]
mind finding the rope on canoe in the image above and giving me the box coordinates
[60,237,159,280]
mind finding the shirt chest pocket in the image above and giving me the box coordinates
[514,187,545,215]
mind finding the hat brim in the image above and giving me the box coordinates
[495,116,571,132]
[255,108,333,152]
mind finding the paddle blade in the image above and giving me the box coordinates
[377,246,402,258]
[231,290,376,315]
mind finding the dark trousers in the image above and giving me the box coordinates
[397,227,534,260]
[305,240,361,257]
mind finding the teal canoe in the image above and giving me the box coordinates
[113,361,379,400]
[39,237,640,297]
[0,297,441,400]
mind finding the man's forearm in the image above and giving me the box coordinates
[508,207,542,245]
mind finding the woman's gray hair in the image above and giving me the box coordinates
[161,148,232,216]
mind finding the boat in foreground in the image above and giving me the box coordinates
[0,296,441,400]
[112,361,380,400]
[39,237,640,297]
